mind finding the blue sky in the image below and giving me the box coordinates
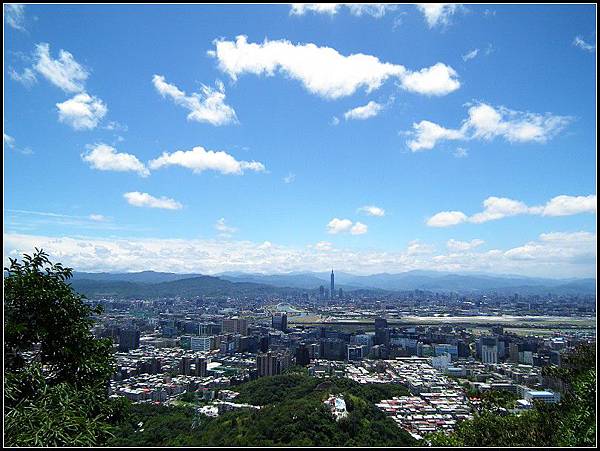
[4,4,597,277]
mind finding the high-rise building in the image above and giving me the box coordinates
[319,285,325,300]
[180,357,208,376]
[374,317,390,347]
[256,351,292,377]
[272,312,288,332]
[481,337,499,364]
[347,345,364,362]
[330,269,335,299]
[222,317,248,335]
[295,342,310,366]
[119,328,140,352]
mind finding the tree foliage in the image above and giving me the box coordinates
[428,343,596,447]
[108,373,416,447]
[4,249,124,446]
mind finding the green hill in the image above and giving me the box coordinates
[108,373,417,447]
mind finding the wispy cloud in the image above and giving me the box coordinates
[573,35,595,52]
[152,75,238,126]
[407,102,572,151]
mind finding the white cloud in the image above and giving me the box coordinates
[3,133,33,155]
[123,192,182,210]
[3,230,595,278]
[462,48,479,61]
[400,63,461,96]
[426,211,468,227]
[327,218,354,234]
[152,75,238,126]
[331,116,340,126]
[326,218,368,235]
[209,35,460,99]
[9,67,37,87]
[573,36,595,52]
[290,4,396,18]
[4,133,16,148]
[89,214,107,222]
[5,4,26,31]
[406,239,436,255]
[283,172,296,184]
[407,102,571,151]
[81,143,149,177]
[344,101,383,121]
[56,93,107,130]
[536,195,597,217]
[407,120,464,151]
[215,217,237,235]
[290,4,341,15]
[350,222,368,235]
[34,43,88,93]
[453,147,468,158]
[469,197,530,224]
[358,205,385,217]
[148,145,265,175]
[428,194,597,227]
[313,241,333,251]
[447,238,484,251]
[416,4,459,28]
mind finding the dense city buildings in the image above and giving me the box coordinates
[83,285,594,442]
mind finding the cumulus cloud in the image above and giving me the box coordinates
[344,101,383,121]
[416,4,459,28]
[350,222,368,235]
[408,120,464,151]
[573,36,595,52]
[148,145,265,175]
[535,194,597,217]
[152,75,238,126]
[327,218,354,234]
[326,218,368,235]
[400,63,461,96]
[208,35,460,99]
[358,205,385,217]
[81,143,149,177]
[447,238,485,251]
[3,230,595,277]
[5,4,26,31]
[426,211,468,227]
[123,192,182,210]
[428,194,596,227]
[407,102,571,151]
[56,93,107,130]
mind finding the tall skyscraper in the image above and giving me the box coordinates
[118,328,140,352]
[330,269,335,299]
[272,312,288,332]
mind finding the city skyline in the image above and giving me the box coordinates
[4,4,597,278]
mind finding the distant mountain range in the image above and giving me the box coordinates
[68,270,596,298]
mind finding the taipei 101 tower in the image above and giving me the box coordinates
[330,269,335,300]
